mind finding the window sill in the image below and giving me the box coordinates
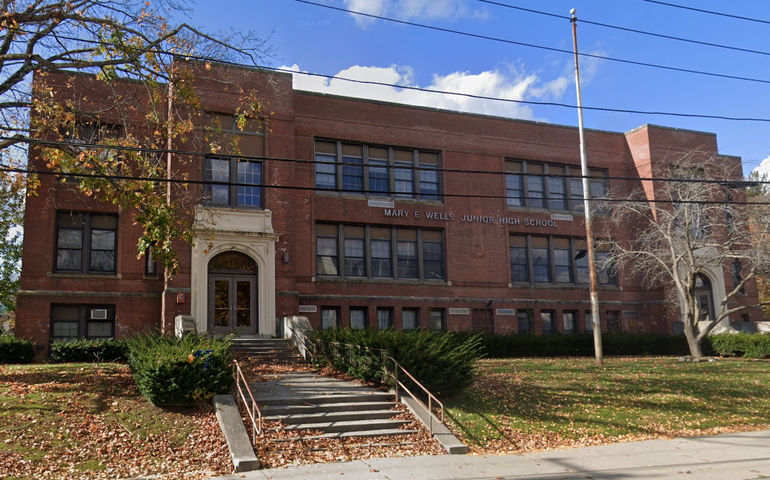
[48,272,122,279]
[316,276,449,286]
[203,203,264,211]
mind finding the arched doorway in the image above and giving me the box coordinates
[694,274,714,322]
[208,252,258,334]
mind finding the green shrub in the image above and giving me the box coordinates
[710,333,770,359]
[50,338,127,363]
[313,329,484,397]
[126,333,234,406]
[0,334,34,364]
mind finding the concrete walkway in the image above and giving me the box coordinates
[210,428,770,480]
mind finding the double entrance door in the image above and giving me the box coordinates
[209,275,257,335]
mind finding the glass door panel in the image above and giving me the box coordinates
[236,279,253,327]
[214,279,230,327]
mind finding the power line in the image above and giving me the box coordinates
[293,0,770,86]
[9,135,770,188]
[640,0,770,26]
[9,23,770,123]
[479,0,770,58]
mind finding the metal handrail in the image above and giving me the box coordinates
[385,356,444,434]
[285,316,314,362]
[233,359,262,443]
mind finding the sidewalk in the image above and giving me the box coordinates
[211,429,770,480]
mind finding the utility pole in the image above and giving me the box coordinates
[571,9,603,366]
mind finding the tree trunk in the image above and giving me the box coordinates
[683,318,704,359]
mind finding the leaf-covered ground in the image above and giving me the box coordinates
[444,357,770,454]
[0,363,232,480]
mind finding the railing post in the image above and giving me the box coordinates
[393,359,399,402]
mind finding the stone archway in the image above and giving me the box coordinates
[207,252,258,335]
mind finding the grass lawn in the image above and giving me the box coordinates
[444,357,770,454]
[0,363,231,480]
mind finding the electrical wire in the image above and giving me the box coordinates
[640,0,770,26]
[9,135,770,186]
[478,0,770,57]
[293,0,770,86]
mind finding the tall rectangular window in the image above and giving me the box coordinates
[541,310,555,335]
[526,163,546,209]
[418,152,440,200]
[377,308,393,330]
[506,161,524,207]
[570,177,585,212]
[548,166,567,211]
[237,160,262,207]
[402,308,419,330]
[370,227,392,277]
[585,311,593,332]
[596,248,617,286]
[563,311,577,334]
[422,230,444,280]
[56,212,117,274]
[341,144,364,193]
[368,146,389,196]
[204,157,230,205]
[397,229,418,279]
[316,224,339,276]
[394,149,414,198]
[321,307,339,330]
[343,225,365,277]
[315,141,337,190]
[509,235,529,283]
[428,309,445,331]
[553,238,573,283]
[531,237,551,283]
[350,308,367,329]
[517,310,532,333]
[575,239,589,284]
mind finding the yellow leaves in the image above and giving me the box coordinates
[186,354,194,364]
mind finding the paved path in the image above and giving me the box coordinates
[211,429,770,480]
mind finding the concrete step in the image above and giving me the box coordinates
[260,401,395,416]
[273,429,421,440]
[277,418,411,434]
[257,392,394,407]
[265,409,398,424]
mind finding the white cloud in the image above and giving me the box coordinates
[342,0,487,27]
[282,63,572,121]
[754,154,770,179]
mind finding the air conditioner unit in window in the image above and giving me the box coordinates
[90,309,108,320]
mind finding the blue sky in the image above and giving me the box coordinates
[190,0,770,178]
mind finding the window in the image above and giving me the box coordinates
[377,308,393,330]
[321,307,339,330]
[504,160,608,213]
[422,231,443,280]
[350,308,367,329]
[509,236,529,283]
[204,157,262,207]
[370,228,392,277]
[316,224,339,276]
[531,237,551,283]
[554,238,573,283]
[402,308,419,330]
[428,309,445,331]
[511,236,617,287]
[563,311,577,334]
[317,225,443,281]
[315,140,441,201]
[56,212,117,274]
[606,310,621,332]
[51,305,115,344]
[144,246,157,276]
[585,311,593,332]
[343,226,366,277]
[517,310,533,333]
[541,310,555,335]
[733,259,746,294]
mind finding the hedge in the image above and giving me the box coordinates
[50,338,128,363]
[313,328,484,397]
[126,333,234,406]
[710,333,770,359]
[0,334,34,364]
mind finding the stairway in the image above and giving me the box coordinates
[230,337,306,364]
[251,372,420,439]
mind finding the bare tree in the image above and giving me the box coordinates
[602,150,770,358]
